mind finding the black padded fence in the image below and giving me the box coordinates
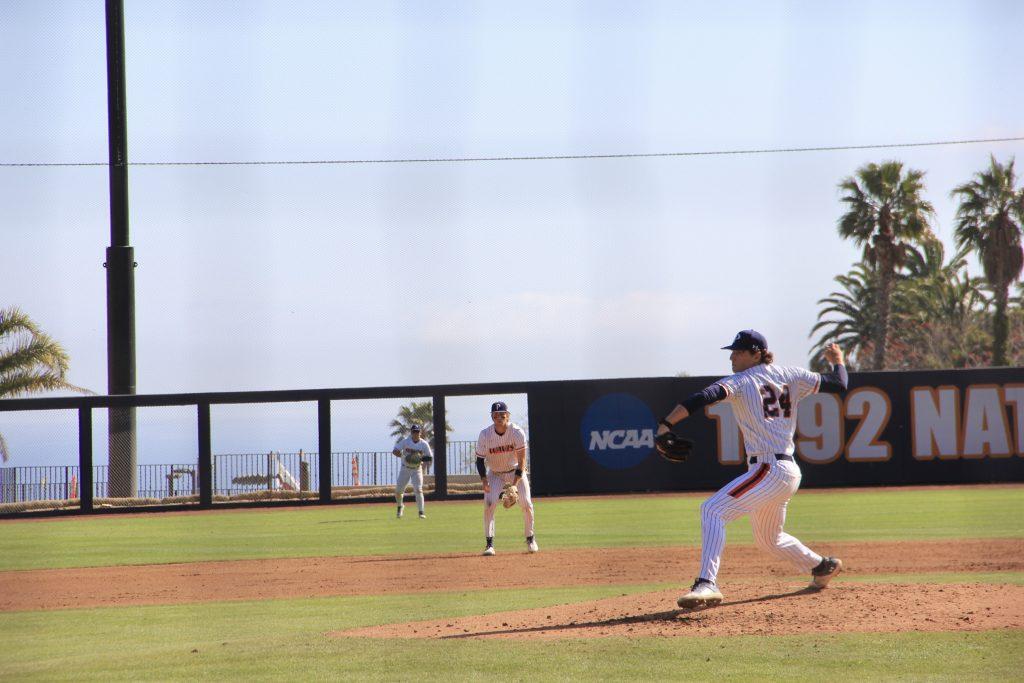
[1,368,1022,516]
[0,384,534,515]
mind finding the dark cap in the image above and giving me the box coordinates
[490,401,509,414]
[410,424,422,432]
[722,329,768,352]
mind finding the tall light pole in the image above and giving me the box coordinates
[104,0,137,497]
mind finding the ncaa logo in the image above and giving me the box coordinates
[580,393,656,470]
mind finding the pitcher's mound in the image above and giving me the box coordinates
[331,580,1024,640]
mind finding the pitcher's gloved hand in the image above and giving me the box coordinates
[655,432,693,463]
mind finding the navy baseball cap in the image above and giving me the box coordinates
[722,329,768,352]
[410,424,422,432]
[490,401,509,413]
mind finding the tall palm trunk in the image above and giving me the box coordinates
[992,286,1009,366]
[988,215,1022,366]
[871,213,897,370]
[873,258,894,371]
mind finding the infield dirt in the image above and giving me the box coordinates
[3,538,1023,640]
[334,581,1024,639]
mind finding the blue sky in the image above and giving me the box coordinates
[2,1,1023,459]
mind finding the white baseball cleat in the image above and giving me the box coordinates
[526,537,539,553]
[677,579,724,609]
[810,556,843,589]
[482,545,496,556]
[418,511,426,519]
[396,506,403,519]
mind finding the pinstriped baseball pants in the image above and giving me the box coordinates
[484,471,534,539]
[697,459,822,585]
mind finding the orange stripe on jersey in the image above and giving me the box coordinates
[728,463,769,498]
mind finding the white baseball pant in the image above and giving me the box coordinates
[697,456,822,584]
[484,470,534,539]
[395,466,424,513]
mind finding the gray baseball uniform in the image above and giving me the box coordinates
[393,436,432,517]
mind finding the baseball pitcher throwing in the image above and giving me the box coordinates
[659,330,848,609]
[476,401,537,555]
[392,424,433,519]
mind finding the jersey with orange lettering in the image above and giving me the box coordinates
[475,423,526,474]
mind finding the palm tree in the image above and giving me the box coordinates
[893,240,991,368]
[837,161,936,369]
[388,400,453,448]
[0,307,90,461]
[809,261,880,371]
[950,155,1024,366]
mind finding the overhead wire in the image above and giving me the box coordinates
[2,135,1022,168]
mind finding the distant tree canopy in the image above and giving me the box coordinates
[814,156,1023,370]
[836,160,936,370]
[0,307,90,461]
[951,155,1024,366]
[389,400,454,446]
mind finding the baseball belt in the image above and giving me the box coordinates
[492,468,521,484]
[747,454,794,465]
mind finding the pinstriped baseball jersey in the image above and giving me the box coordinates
[715,364,820,457]
[476,424,526,473]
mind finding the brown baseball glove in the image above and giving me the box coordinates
[501,482,519,509]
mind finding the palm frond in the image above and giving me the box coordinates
[0,307,43,339]
[0,307,91,401]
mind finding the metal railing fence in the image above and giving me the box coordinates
[0,464,198,503]
[0,441,485,503]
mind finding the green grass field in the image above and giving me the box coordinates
[1,486,1022,680]
[1,487,1021,571]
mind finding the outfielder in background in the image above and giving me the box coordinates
[392,424,433,519]
[657,330,848,609]
[476,401,537,555]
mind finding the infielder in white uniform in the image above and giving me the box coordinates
[392,424,433,519]
[658,330,848,609]
[476,401,537,555]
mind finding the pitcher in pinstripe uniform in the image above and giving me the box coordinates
[658,330,849,609]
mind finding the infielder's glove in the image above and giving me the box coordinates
[655,432,693,463]
[500,483,519,509]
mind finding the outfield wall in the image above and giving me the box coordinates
[528,366,1024,494]
[1,367,1021,515]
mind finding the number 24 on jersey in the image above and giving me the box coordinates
[760,384,792,418]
